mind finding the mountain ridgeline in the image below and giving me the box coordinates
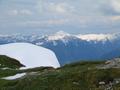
[0,31,120,65]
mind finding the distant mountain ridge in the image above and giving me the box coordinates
[1,31,119,44]
[0,31,120,65]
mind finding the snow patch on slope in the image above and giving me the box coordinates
[2,73,26,80]
[0,43,60,69]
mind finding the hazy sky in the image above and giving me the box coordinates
[0,0,120,34]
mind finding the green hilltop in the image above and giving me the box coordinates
[0,55,25,69]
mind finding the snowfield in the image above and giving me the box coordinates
[0,43,60,68]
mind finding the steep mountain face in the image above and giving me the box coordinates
[39,32,120,65]
[102,48,120,59]
[0,31,120,65]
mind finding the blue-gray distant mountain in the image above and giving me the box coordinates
[0,31,120,65]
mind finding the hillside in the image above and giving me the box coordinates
[1,56,120,90]
[0,55,24,69]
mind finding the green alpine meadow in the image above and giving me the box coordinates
[0,55,120,90]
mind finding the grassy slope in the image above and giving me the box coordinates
[0,57,120,90]
[0,55,24,69]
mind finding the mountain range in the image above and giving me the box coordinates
[1,31,120,65]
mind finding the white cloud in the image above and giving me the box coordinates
[111,16,120,21]
[37,1,75,15]
[19,19,69,27]
[111,0,120,13]
[20,10,33,15]
[8,10,18,16]
[48,3,74,14]
[1,0,120,34]
[8,9,33,16]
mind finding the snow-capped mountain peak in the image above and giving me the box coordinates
[76,34,114,42]
[47,31,70,41]
[45,31,119,42]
